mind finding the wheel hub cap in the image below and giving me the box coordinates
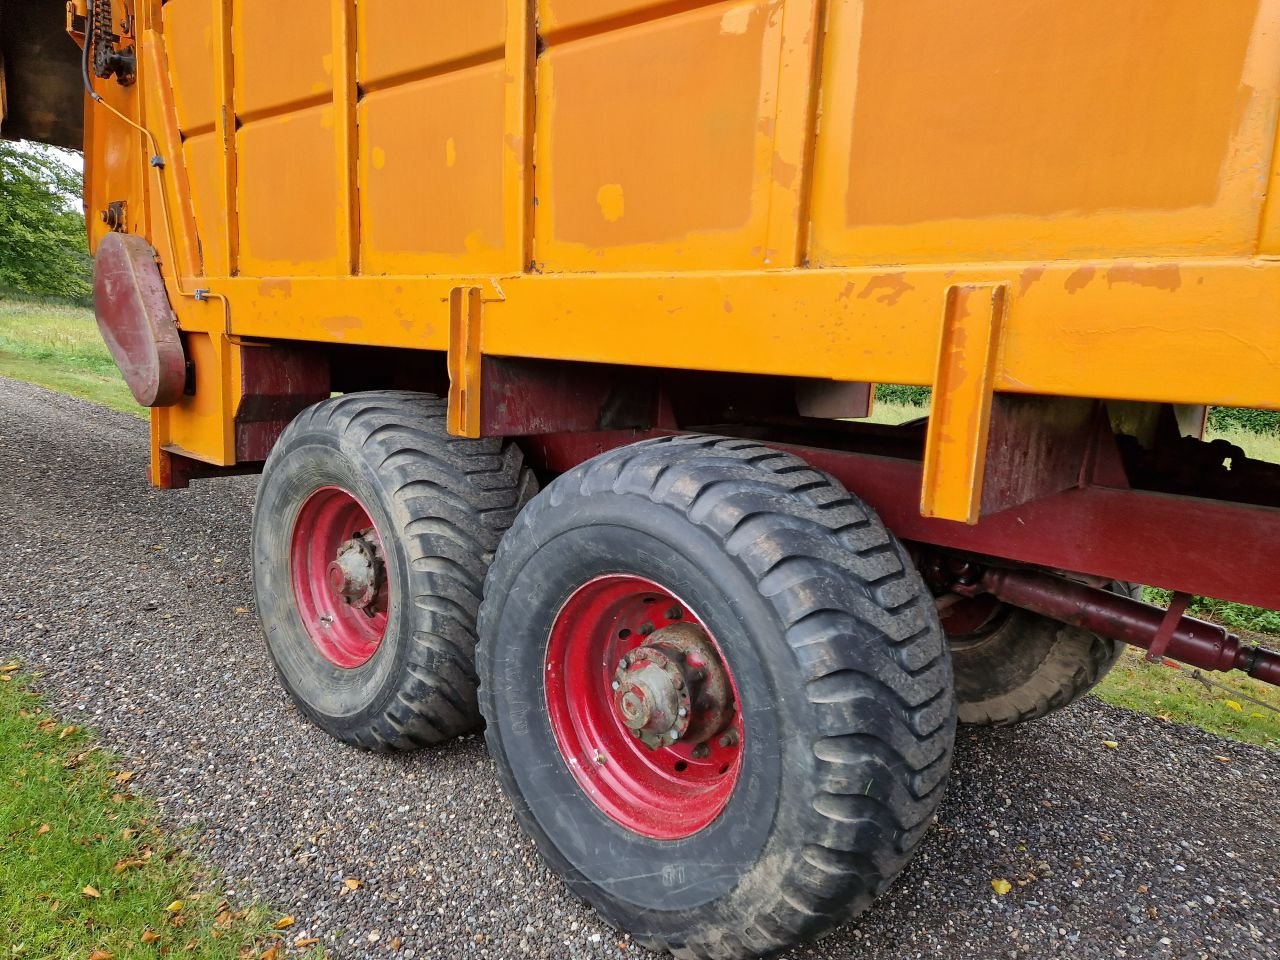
[612,623,734,751]
[326,529,385,614]
[544,575,746,839]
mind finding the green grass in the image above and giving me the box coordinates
[0,667,314,959]
[1095,646,1280,751]
[0,296,142,416]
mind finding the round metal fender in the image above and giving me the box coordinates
[92,232,186,407]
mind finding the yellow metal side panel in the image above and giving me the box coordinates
[539,0,677,32]
[534,1,784,271]
[358,0,506,86]
[162,0,217,133]
[810,0,1280,265]
[183,133,230,275]
[359,64,508,274]
[920,285,1008,525]
[237,106,341,275]
[232,0,333,118]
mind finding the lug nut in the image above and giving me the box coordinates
[666,606,682,620]
[718,730,740,748]
[611,680,620,690]
[691,743,710,759]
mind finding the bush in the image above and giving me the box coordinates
[875,384,931,407]
[1208,407,1280,435]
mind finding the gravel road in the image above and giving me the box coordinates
[1,376,1276,960]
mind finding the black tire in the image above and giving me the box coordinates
[478,435,955,959]
[949,584,1137,727]
[252,390,536,751]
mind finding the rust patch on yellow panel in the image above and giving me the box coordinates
[358,0,506,88]
[358,63,507,273]
[536,1,777,269]
[1064,266,1096,294]
[857,273,913,305]
[1018,266,1046,296]
[1105,264,1182,292]
[232,0,333,117]
[845,0,1257,226]
[237,105,341,275]
[257,278,293,297]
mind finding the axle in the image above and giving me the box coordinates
[953,566,1280,687]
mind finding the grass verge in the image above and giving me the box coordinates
[1094,646,1280,751]
[0,296,142,416]
[0,666,313,958]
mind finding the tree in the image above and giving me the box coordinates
[0,141,92,303]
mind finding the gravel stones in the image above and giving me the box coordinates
[1,378,1276,959]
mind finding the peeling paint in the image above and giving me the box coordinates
[857,273,914,306]
[323,315,363,335]
[257,278,293,298]
[1018,266,1045,296]
[597,184,626,223]
[1105,264,1182,292]
[1064,266,1096,294]
[720,4,754,36]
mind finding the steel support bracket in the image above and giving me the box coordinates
[447,286,484,438]
[921,283,1010,523]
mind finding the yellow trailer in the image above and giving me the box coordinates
[4,1,1280,956]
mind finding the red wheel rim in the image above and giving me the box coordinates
[290,486,390,669]
[545,575,745,840]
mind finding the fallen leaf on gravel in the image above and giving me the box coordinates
[294,938,320,948]
[36,823,50,835]
[343,878,362,891]
[1138,883,1149,893]
[140,930,159,943]
[0,663,19,672]
[1214,755,1231,763]
[272,916,295,930]
[115,770,135,784]
[1102,740,1119,749]
[59,725,77,739]
[260,946,281,960]
[1223,699,1243,712]
[83,885,101,898]
[234,607,249,615]
[991,878,1012,895]
[389,937,403,949]
[165,900,184,913]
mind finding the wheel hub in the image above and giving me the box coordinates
[326,528,385,615]
[612,622,735,752]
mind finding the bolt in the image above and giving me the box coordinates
[639,622,655,636]
[594,750,607,765]
[666,606,682,620]
[669,731,680,742]
[691,743,711,759]
[718,730,740,748]
[678,707,688,717]
[611,680,620,690]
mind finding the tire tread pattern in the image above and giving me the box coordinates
[267,391,534,750]
[480,435,956,959]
